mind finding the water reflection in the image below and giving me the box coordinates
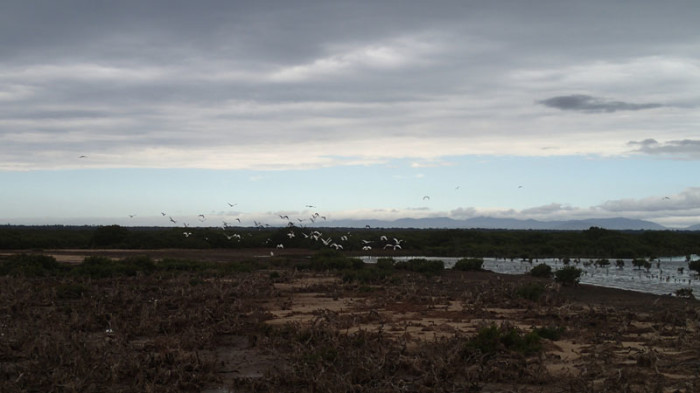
[360,255,700,296]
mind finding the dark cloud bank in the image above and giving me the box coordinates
[628,139,700,158]
[539,94,663,113]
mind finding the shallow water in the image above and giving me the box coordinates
[361,255,700,296]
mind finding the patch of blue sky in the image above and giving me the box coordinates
[1,154,696,224]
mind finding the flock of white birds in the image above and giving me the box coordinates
[129,201,405,252]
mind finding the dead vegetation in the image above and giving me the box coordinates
[1,250,699,392]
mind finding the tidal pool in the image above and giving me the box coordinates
[361,255,700,296]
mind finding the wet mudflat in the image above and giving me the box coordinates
[1,249,699,392]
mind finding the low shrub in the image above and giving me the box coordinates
[554,266,582,286]
[632,258,648,269]
[73,255,117,278]
[394,258,444,275]
[217,260,259,274]
[674,288,694,299]
[529,263,552,278]
[157,258,210,272]
[341,267,391,284]
[0,254,66,277]
[305,250,364,271]
[72,255,156,278]
[515,282,546,301]
[689,260,700,275]
[453,258,484,271]
[120,255,157,275]
[55,283,89,299]
[375,257,395,270]
[464,323,542,356]
[533,325,565,340]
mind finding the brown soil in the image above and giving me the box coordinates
[2,248,699,392]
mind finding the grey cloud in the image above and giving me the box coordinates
[520,203,573,215]
[1,0,699,170]
[449,207,477,218]
[1,109,111,120]
[0,1,465,67]
[598,187,700,212]
[628,139,700,159]
[538,94,663,113]
[2,0,697,66]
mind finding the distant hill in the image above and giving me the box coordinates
[553,218,667,231]
[321,216,669,230]
[684,224,700,231]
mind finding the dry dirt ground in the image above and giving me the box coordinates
[2,248,699,392]
[259,273,699,392]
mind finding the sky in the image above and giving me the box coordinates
[1,0,699,229]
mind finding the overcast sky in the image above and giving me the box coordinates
[1,0,699,228]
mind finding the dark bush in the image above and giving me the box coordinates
[55,283,89,299]
[217,261,258,274]
[464,324,542,356]
[689,260,700,275]
[674,288,694,299]
[350,258,365,270]
[90,225,129,247]
[375,257,395,270]
[529,263,552,278]
[533,325,565,340]
[554,266,582,286]
[305,250,363,271]
[71,256,117,278]
[157,258,209,272]
[73,255,155,277]
[453,258,484,271]
[0,254,65,276]
[341,267,391,284]
[632,258,647,269]
[394,258,444,275]
[515,282,546,301]
[120,255,156,275]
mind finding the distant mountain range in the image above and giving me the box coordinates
[317,216,697,231]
